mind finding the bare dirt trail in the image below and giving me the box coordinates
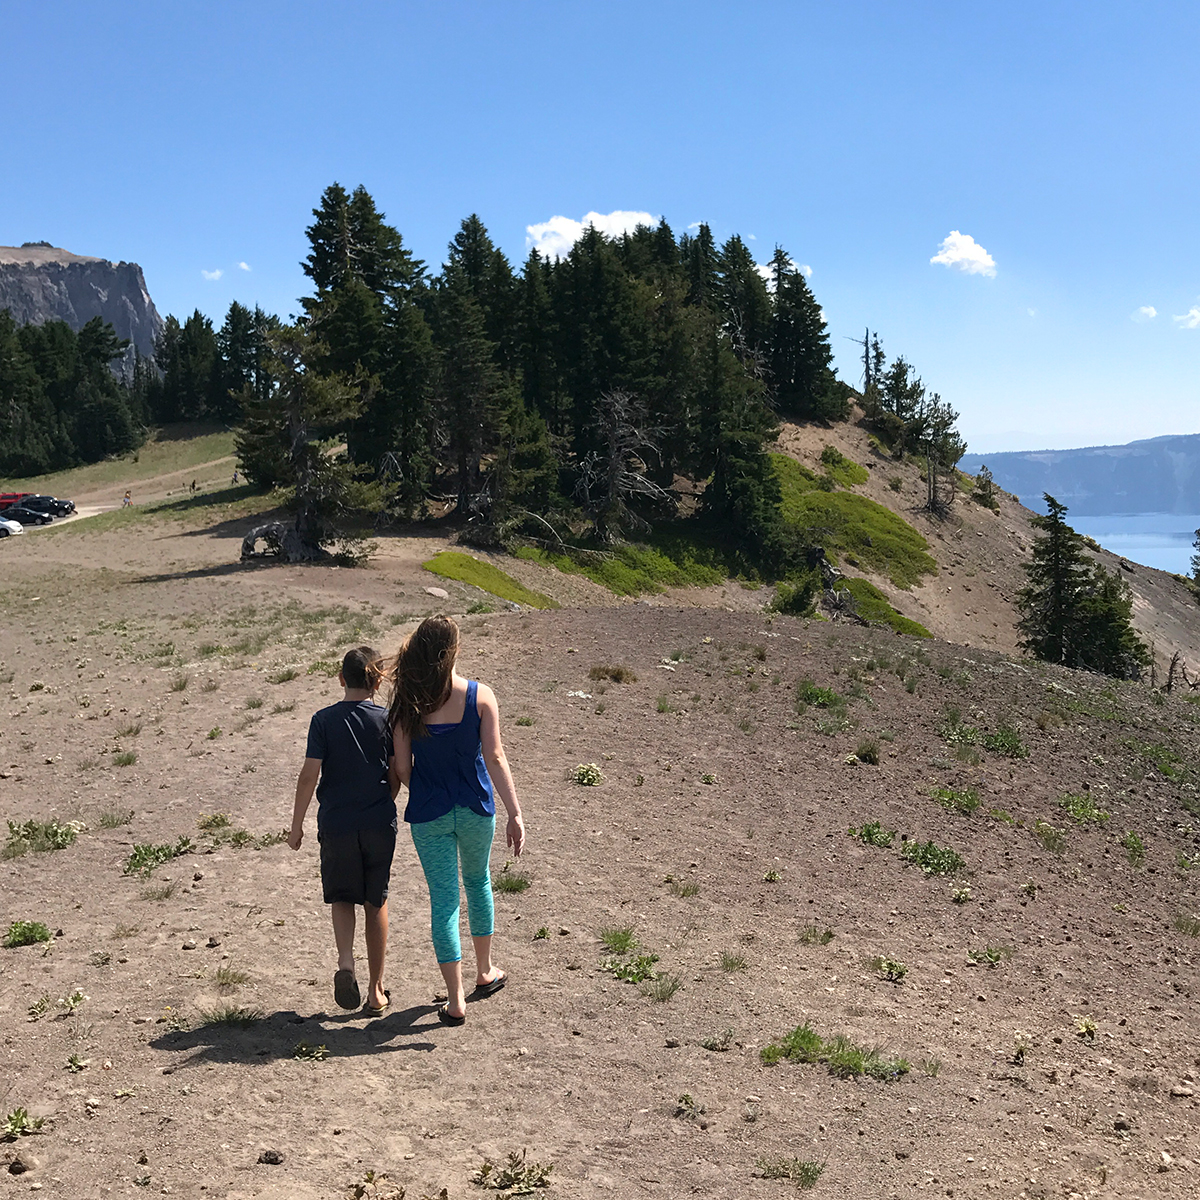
[2,507,1200,1198]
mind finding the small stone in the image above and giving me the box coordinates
[181,940,197,951]
[665,1037,680,1048]
[558,927,571,936]
[1170,1084,1194,1097]
[257,1150,284,1165]
[518,1047,528,1056]
[8,1154,32,1175]
[403,1153,415,1160]
[193,872,204,881]
[1114,1117,1132,1131]
[424,586,449,599]
[206,937,220,948]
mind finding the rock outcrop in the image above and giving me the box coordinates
[0,242,163,377]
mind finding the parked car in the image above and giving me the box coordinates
[18,494,75,517]
[0,516,24,537]
[0,492,32,510]
[1,503,53,526]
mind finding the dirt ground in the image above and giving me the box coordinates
[2,468,1200,1200]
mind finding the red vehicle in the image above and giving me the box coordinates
[0,493,32,510]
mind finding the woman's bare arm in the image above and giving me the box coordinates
[390,724,413,795]
[477,683,525,855]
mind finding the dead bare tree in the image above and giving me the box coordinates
[574,390,674,543]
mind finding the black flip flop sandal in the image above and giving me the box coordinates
[334,969,361,1010]
[362,989,391,1017]
[437,1003,466,1026]
[474,971,508,997]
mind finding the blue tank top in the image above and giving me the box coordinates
[405,680,496,824]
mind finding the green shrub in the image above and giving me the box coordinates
[850,821,894,847]
[796,678,843,708]
[932,786,981,815]
[4,818,82,858]
[123,837,192,877]
[3,920,52,948]
[1121,830,1146,866]
[900,839,965,876]
[1058,792,1110,824]
[601,953,660,983]
[770,572,820,616]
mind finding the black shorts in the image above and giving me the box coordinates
[318,825,396,908]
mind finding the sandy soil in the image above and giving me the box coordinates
[2,482,1200,1200]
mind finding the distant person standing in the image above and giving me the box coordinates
[190,479,197,495]
[231,469,239,486]
[122,490,132,508]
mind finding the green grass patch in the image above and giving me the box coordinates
[1128,740,1187,781]
[820,444,869,487]
[4,818,82,858]
[1058,792,1110,824]
[515,532,728,597]
[761,1020,909,1080]
[849,821,895,847]
[423,551,558,609]
[772,454,937,589]
[0,424,235,494]
[838,577,932,638]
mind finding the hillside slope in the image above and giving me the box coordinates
[775,413,1200,680]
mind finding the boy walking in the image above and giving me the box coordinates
[288,647,395,1014]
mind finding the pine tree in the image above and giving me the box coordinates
[235,325,376,557]
[716,235,772,367]
[0,310,57,475]
[767,248,845,422]
[1016,495,1149,678]
[445,215,518,371]
[680,223,720,310]
[1191,529,1200,583]
[972,464,999,511]
[517,249,563,434]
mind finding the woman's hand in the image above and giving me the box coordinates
[505,812,526,857]
[287,826,303,851]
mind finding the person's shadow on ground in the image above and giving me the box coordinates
[149,1003,441,1068]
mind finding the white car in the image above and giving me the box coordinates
[0,517,25,537]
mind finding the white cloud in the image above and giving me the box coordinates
[687,221,701,230]
[1172,306,1200,329]
[201,268,223,281]
[525,209,658,259]
[747,234,757,240]
[930,230,997,277]
[238,261,251,272]
[1027,308,1037,317]
[1131,305,1157,322]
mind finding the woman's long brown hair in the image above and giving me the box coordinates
[387,615,460,739]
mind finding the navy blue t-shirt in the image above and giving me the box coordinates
[305,700,396,834]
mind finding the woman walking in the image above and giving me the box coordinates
[388,615,525,1026]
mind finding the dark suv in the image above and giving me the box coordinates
[16,495,75,517]
[1,502,54,526]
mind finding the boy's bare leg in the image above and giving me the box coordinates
[331,902,356,974]
[364,901,388,1009]
[472,934,502,987]
[438,960,466,1020]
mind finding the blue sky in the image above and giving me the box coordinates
[3,1,1197,453]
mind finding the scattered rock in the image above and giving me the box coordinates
[1170,1084,1194,1097]
[665,1037,680,1048]
[424,586,449,599]
[181,940,197,951]
[558,927,571,935]
[257,1150,284,1165]
[206,936,220,948]
[1114,1117,1132,1131]
[7,1154,36,1175]
[193,872,204,881]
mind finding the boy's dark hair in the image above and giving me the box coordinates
[342,646,385,692]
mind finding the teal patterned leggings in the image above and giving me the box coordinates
[409,806,496,964]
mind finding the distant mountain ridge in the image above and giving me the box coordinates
[960,433,1200,515]
[0,242,163,376]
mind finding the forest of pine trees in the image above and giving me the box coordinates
[1,183,968,579]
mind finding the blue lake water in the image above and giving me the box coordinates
[1070,513,1200,576]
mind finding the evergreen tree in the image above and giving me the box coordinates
[716,235,772,367]
[517,249,563,434]
[1191,529,1200,583]
[1016,495,1149,679]
[153,310,223,421]
[680,223,720,310]
[0,310,57,475]
[445,215,517,371]
[767,248,846,422]
[235,325,376,557]
[972,464,999,511]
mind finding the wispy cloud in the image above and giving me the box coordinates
[526,209,658,260]
[1173,305,1200,329]
[201,268,223,281]
[237,261,251,272]
[930,230,996,277]
[1131,305,1157,322]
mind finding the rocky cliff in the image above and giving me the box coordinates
[0,242,163,376]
